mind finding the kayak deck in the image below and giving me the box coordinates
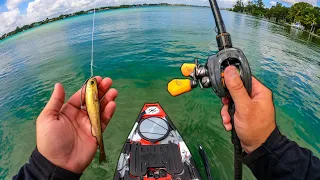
[114,103,202,180]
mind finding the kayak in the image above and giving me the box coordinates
[113,103,202,180]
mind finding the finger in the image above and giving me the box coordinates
[98,78,113,100]
[95,76,103,84]
[224,123,232,131]
[66,76,102,109]
[224,66,251,108]
[251,76,270,98]
[221,97,229,105]
[101,101,116,132]
[100,88,118,111]
[41,83,65,117]
[221,104,231,125]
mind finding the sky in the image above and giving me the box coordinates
[0,0,319,36]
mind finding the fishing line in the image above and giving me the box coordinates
[90,0,97,77]
[80,0,97,110]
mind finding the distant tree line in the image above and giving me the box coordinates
[1,3,201,41]
[232,1,320,35]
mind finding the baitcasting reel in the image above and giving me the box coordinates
[167,48,252,98]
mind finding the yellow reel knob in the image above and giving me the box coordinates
[167,79,192,96]
[181,63,196,77]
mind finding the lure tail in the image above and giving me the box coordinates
[99,138,107,163]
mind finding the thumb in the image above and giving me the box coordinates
[42,83,65,116]
[224,66,250,105]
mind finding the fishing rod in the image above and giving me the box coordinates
[199,145,213,180]
[167,0,252,179]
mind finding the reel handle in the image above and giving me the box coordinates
[167,79,196,97]
[181,63,196,77]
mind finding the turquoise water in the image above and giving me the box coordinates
[0,6,320,179]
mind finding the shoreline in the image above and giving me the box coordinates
[0,4,208,41]
[228,10,320,39]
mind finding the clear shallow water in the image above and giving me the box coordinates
[0,7,320,179]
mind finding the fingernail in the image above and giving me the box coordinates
[224,124,229,131]
[222,116,226,123]
[225,66,238,79]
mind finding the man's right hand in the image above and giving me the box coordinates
[220,66,276,153]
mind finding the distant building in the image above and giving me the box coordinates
[291,22,305,30]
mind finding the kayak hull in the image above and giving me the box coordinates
[114,103,202,180]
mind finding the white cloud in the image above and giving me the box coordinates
[0,0,110,35]
[6,0,28,10]
[0,0,246,36]
[0,8,20,35]
[280,0,317,5]
[270,1,277,6]
[210,0,250,7]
